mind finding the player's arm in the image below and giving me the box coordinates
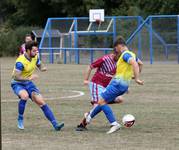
[84,65,92,85]
[129,58,144,85]
[123,53,144,85]
[83,57,104,85]
[131,58,143,79]
[36,57,47,72]
[37,63,47,72]
[137,58,143,73]
[13,62,28,81]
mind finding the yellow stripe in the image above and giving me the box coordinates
[115,50,136,83]
[12,54,38,78]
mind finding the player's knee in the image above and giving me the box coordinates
[115,96,124,103]
[19,92,29,100]
[18,90,29,100]
[98,99,107,105]
[34,99,45,107]
[37,101,46,107]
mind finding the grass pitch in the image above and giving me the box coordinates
[1,57,179,150]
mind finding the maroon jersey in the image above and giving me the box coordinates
[90,54,117,87]
[19,43,26,55]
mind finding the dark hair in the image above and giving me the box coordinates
[25,34,32,38]
[25,41,38,51]
[113,36,126,47]
[24,34,32,43]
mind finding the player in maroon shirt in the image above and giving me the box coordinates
[19,34,33,55]
[76,50,124,131]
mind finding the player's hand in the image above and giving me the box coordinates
[83,80,89,85]
[29,74,39,81]
[135,79,144,85]
[41,67,47,72]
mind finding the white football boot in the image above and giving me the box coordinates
[106,123,121,134]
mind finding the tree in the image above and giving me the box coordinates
[0,0,179,27]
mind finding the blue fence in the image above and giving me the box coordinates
[39,15,179,64]
[127,15,179,64]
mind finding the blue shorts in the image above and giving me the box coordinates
[100,79,128,103]
[89,82,105,104]
[11,80,40,99]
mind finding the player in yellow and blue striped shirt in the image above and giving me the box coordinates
[85,36,144,134]
[11,41,64,131]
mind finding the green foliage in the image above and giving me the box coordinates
[1,0,179,27]
[0,0,178,56]
[0,25,40,57]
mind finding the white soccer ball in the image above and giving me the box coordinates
[122,114,135,128]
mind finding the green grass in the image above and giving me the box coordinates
[1,57,179,150]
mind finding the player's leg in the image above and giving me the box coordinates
[85,81,118,124]
[76,103,99,131]
[98,100,121,134]
[100,80,128,134]
[17,90,29,129]
[86,84,105,124]
[28,81,64,131]
[31,93,64,131]
[109,96,124,104]
[76,82,103,131]
[86,79,128,133]
[11,83,29,129]
[84,98,121,134]
[84,96,124,125]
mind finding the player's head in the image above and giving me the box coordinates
[25,34,32,43]
[25,41,38,58]
[113,36,127,54]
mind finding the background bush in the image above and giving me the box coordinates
[0,26,40,57]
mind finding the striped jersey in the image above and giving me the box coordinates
[19,43,26,55]
[90,54,117,87]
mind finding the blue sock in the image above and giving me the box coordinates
[41,104,58,128]
[90,105,102,118]
[18,99,27,120]
[101,104,116,124]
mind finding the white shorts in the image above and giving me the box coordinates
[89,82,105,104]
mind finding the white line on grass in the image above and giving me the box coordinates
[2,90,85,103]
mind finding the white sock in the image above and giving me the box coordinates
[86,114,92,123]
[86,104,98,123]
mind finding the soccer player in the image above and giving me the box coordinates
[19,34,33,55]
[83,36,144,134]
[11,41,64,131]
[76,48,125,131]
